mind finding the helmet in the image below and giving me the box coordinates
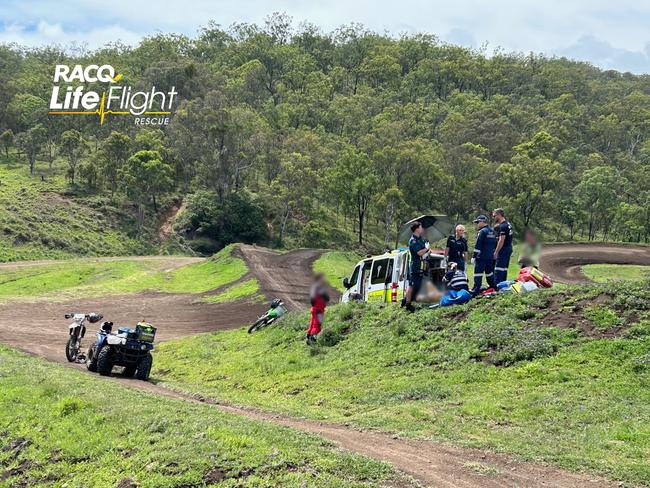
[88,313,103,323]
[270,298,282,308]
[101,321,113,332]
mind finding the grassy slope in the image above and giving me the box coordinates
[313,251,364,291]
[0,158,154,261]
[203,278,262,303]
[154,281,650,485]
[583,264,650,283]
[0,245,248,302]
[0,346,395,488]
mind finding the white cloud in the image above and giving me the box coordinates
[0,0,649,73]
[0,21,143,47]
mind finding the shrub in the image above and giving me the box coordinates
[176,190,268,253]
[299,221,332,248]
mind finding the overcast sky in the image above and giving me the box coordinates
[1,0,650,74]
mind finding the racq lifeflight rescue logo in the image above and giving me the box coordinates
[49,64,177,125]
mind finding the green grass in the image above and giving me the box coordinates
[313,251,364,291]
[154,280,650,485]
[203,278,262,303]
[0,346,396,488]
[155,246,248,293]
[583,264,650,283]
[0,245,248,302]
[0,158,155,261]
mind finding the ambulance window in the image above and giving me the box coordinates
[371,258,390,285]
[349,265,360,287]
[385,260,394,283]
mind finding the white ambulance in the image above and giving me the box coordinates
[340,249,446,303]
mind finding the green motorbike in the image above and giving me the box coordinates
[248,298,287,333]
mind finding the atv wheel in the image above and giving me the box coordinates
[96,346,113,376]
[65,336,78,362]
[248,317,268,334]
[122,366,137,377]
[135,353,153,381]
[86,345,98,372]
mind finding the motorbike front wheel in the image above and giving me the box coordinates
[248,316,269,334]
[65,335,79,362]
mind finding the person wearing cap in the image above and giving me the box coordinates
[445,224,468,271]
[471,214,497,295]
[492,208,513,283]
[403,221,429,312]
[442,261,469,291]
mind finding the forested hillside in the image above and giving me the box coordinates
[1,13,649,257]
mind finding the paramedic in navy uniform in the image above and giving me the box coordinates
[492,208,513,284]
[445,224,468,271]
[403,221,429,312]
[471,215,497,296]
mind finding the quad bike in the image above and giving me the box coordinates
[248,299,287,333]
[86,321,156,381]
[65,312,103,362]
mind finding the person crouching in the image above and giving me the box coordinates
[442,261,469,291]
[306,273,330,344]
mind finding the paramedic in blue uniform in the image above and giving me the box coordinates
[471,215,497,296]
[445,224,468,271]
[404,221,429,312]
[492,208,513,284]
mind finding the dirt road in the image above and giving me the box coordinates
[540,243,650,283]
[0,245,630,487]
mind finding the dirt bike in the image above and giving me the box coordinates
[65,312,102,362]
[248,299,287,333]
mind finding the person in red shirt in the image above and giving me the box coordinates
[306,273,330,344]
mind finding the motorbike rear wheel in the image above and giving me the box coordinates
[65,335,78,362]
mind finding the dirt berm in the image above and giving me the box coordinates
[540,243,650,283]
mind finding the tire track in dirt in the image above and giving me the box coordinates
[540,243,650,283]
[97,376,616,488]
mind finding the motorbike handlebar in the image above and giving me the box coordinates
[64,312,103,321]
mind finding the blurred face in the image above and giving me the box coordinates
[455,225,465,238]
[415,225,423,237]
[475,221,485,229]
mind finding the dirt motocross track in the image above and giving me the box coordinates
[0,245,636,487]
[540,243,650,283]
